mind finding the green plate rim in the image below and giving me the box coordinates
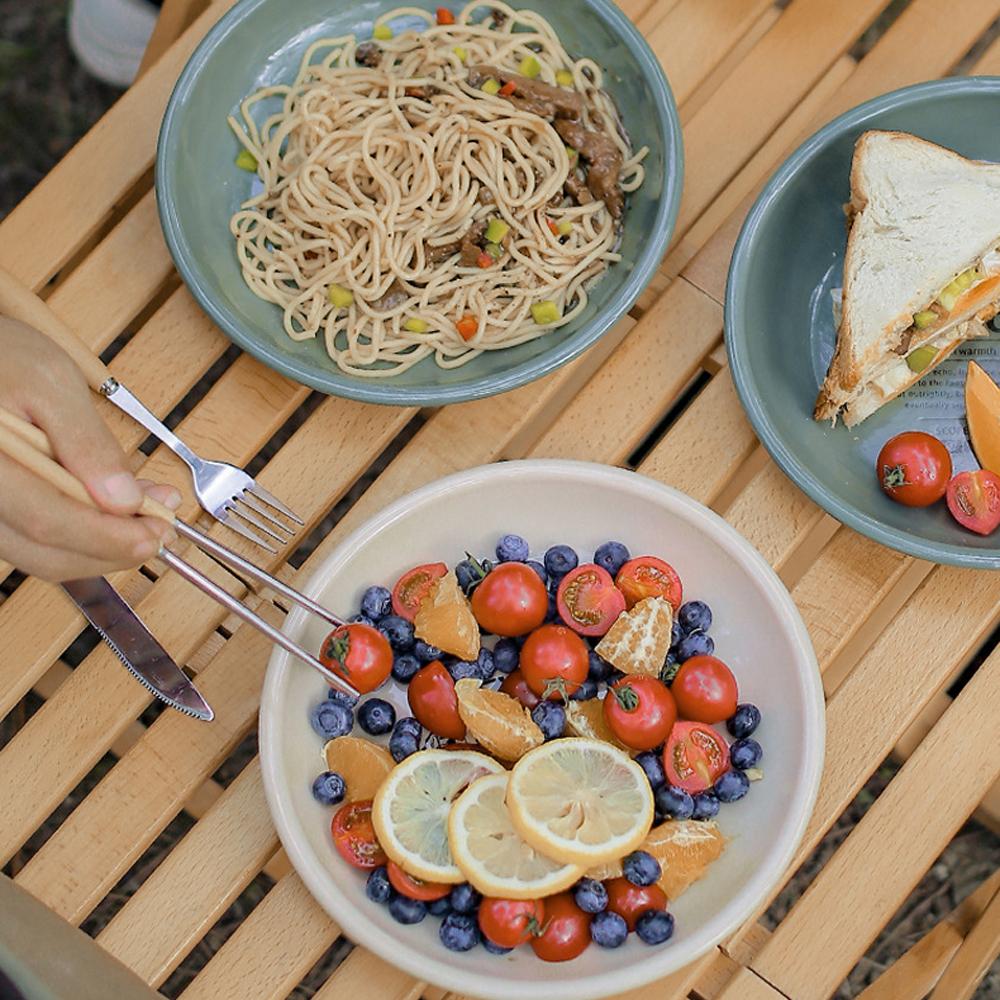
[726,75,1000,570]
[155,0,683,407]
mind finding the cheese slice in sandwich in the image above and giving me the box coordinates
[815,131,1000,427]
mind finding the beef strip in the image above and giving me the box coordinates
[460,220,488,266]
[554,119,623,219]
[355,42,381,67]
[477,187,496,206]
[564,171,593,206]
[466,64,583,119]
[509,93,557,119]
[424,237,463,264]
[372,280,409,312]
[491,9,508,27]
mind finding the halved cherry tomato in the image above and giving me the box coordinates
[408,661,466,739]
[479,898,546,948]
[615,556,683,611]
[331,800,387,869]
[946,469,1000,535]
[671,655,738,724]
[603,675,677,751]
[530,892,590,962]
[663,720,729,793]
[319,623,392,694]
[877,431,952,508]
[556,563,626,637]
[605,877,667,932]
[391,562,447,621]
[436,5,455,23]
[520,624,589,700]
[387,861,451,901]
[471,562,548,636]
[500,667,541,709]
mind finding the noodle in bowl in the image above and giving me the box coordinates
[228,1,647,377]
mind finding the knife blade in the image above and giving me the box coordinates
[62,577,214,721]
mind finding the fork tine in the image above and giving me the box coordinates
[237,490,298,537]
[227,501,290,545]
[217,507,278,553]
[244,483,304,525]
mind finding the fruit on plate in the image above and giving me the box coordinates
[319,622,393,694]
[392,562,448,621]
[506,738,654,866]
[603,675,678,751]
[519,623,589,700]
[414,570,480,661]
[563,697,629,750]
[454,679,544,761]
[595,596,673,677]
[966,361,1000,475]
[408,661,466,740]
[331,799,387,869]
[604,876,668,932]
[875,431,951,508]
[671,655,739,725]
[615,556,682,611]
[946,469,1000,535]
[529,892,591,962]
[663,721,730,793]
[448,773,582,898]
[323,735,395,801]
[479,897,547,949]
[372,749,504,882]
[556,563,626,637]
[470,561,548,636]
[644,819,726,899]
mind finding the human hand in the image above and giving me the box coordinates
[0,316,180,582]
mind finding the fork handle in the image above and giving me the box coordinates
[101,382,203,472]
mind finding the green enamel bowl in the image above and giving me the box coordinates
[155,0,682,406]
[727,77,1000,569]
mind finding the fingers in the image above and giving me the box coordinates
[137,480,183,512]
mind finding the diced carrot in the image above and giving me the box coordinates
[546,218,560,236]
[476,251,493,268]
[498,80,517,97]
[456,314,478,340]
[436,7,455,24]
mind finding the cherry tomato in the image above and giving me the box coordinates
[663,720,729,793]
[671,655,738,724]
[500,667,541,709]
[408,661,466,739]
[605,877,667,932]
[556,563,626,637]
[877,431,952,507]
[946,469,1000,535]
[391,562,447,621]
[603,675,677,751]
[471,563,548,636]
[520,624,589,700]
[529,892,591,962]
[331,800,387,869]
[319,623,392,694]
[386,861,451,901]
[479,898,546,948]
[615,556,683,611]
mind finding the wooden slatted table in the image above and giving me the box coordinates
[2,1,999,997]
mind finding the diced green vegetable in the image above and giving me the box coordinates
[404,317,429,333]
[955,267,978,290]
[555,69,574,87]
[328,284,354,309]
[938,285,959,312]
[485,242,503,261]
[565,145,578,166]
[531,300,561,325]
[373,23,393,40]
[235,149,258,171]
[557,219,573,236]
[519,55,541,79]
[481,77,501,95]
[485,218,510,244]
[913,310,938,330]
[906,345,937,374]
[453,46,468,62]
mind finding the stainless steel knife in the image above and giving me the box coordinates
[63,577,214,721]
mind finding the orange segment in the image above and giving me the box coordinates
[455,679,543,761]
[564,698,629,752]
[643,819,726,899]
[595,597,673,677]
[414,570,480,661]
[323,735,395,801]
[966,361,1000,475]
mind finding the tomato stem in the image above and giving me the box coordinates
[881,463,911,489]
[613,683,640,712]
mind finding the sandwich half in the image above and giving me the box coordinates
[815,130,1000,427]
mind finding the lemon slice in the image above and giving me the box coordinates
[372,748,504,883]
[506,738,654,866]
[449,773,583,899]
[455,679,543,761]
[323,735,395,802]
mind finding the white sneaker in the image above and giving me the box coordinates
[68,0,160,88]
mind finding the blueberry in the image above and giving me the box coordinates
[635,909,674,945]
[678,600,712,634]
[623,850,661,887]
[714,769,750,803]
[635,751,666,790]
[591,910,628,948]
[692,791,720,820]
[456,556,491,594]
[544,591,559,622]
[606,668,626,685]
[448,659,481,682]
[726,703,762,739]
[449,883,481,914]
[389,717,421,761]
[311,770,346,805]
[655,785,695,820]
[573,878,608,914]
[351,613,376,627]
[660,654,680,687]
[360,585,393,621]
[395,716,421,737]
[496,533,530,563]
[670,620,683,647]
[543,544,578,580]
[571,678,598,701]
[392,653,421,684]
[388,894,427,925]
[493,638,519,674]
[730,738,762,771]
[526,560,548,586]
[439,912,480,952]
[476,647,495,680]
[327,688,359,709]
[482,936,512,955]
[587,649,613,683]
[365,865,393,904]
[309,700,353,739]
[413,639,442,663]
[676,632,714,661]
[531,700,566,740]
[593,541,630,577]
[428,896,452,916]
[358,697,396,735]
[377,615,414,652]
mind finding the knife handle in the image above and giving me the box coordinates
[0,408,176,524]
[0,264,113,393]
